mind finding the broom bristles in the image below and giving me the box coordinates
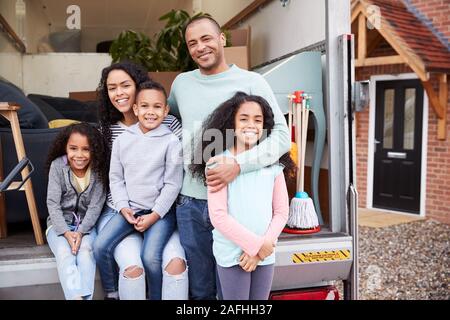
[287,197,319,229]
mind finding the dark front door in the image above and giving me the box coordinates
[373,79,423,214]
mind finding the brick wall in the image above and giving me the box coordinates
[355,64,450,224]
[406,0,450,42]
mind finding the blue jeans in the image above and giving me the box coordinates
[94,207,176,300]
[46,227,97,300]
[176,194,217,300]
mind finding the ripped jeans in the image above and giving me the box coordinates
[95,205,188,300]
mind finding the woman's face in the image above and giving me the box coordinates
[234,101,264,150]
[106,69,137,114]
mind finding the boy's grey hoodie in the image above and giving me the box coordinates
[109,123,183,218]
[46,156,106,235]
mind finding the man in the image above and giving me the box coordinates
[168,15,290,300]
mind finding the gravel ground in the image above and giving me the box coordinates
[335,219,449,300]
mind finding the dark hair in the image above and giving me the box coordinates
[46,123,109,190]
[189,92,296,184]
[97,61,150,148]
[184,14,222,38]
[136,80,167,102]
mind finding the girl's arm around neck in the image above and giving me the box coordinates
[207,186,265,257]
[264,172,289,243]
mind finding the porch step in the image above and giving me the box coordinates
[0,245,103,299]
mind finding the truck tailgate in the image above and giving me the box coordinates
[272,232,353,290]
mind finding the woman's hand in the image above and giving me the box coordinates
[206,156,240,192]
[239,252,261,272]
[121,207,137,225]
[134,212,160,233]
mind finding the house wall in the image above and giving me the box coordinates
[199,0,254,26]
[22,53,111,96]
[356,64,450,224]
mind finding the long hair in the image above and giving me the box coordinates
[189,92,296,184]
[97,61,150,149]
[46,123,109,190]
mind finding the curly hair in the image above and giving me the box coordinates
[46,123,109,190]
[189,92,296,184]
[97,61,150,149]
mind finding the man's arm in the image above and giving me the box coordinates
[206,75,290,191]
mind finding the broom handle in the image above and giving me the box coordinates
[294,102,299,190]
[301,103,309,192]
[296,101,303,192]
[299,102,305,192]
[288,97,293,135]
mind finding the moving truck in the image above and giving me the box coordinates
[0,0,359,300]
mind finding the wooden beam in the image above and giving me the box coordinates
[358,13,367,60]
[355,55,404,67]
[0,14,25,53]
[0,137,6,238]
[422,80,445,120]
[358,8,427,80]
[438,74,447,140]
[351,3,364,23]
[222,0,272,29]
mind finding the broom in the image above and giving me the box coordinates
[288,94,298,165]
[284,91,320,234]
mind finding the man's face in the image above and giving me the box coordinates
[185,19,226,75]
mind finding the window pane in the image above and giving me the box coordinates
[383,89,394,149]
[403,88,416,150]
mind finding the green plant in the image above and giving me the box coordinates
[109,30,174,71]
[109,10,231,72]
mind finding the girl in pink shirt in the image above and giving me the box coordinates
[190,92,296,300]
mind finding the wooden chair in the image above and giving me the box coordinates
[0,102,44,245]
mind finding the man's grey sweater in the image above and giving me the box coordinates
[46,156,106,235]
[109,123,183,218]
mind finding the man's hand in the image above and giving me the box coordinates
[121,207,137,225]
[257,238,275,260]
[64,231,82,255]
[239,252,261,272]
[206,156,240,192]
[134,212,160,233]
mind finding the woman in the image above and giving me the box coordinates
[94,61,188,300]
